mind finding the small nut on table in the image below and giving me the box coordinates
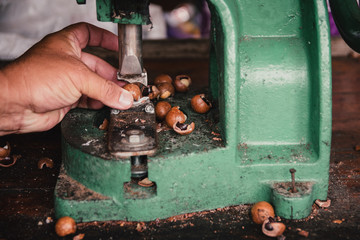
[157,82,175,99]
[38,157,54,169]
[155,101,172,120]
[174,74,192,92]
[154,74,173,85]
[251,201,275,224]
[55,216,76,237]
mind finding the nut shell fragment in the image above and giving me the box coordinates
[38,157,54,169]
[0,142,11,158]
[251,201,275,224]
[55,216,76,237]
[173,122,195,135]
[315,199,331,208]
[142,85,160,100]
[138,178,154,187]
[262,218,286,237]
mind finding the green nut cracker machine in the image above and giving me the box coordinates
[55,0,345,222]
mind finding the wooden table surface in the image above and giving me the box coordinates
[0,55,359,240]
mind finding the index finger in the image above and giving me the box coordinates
[65,22,118,51]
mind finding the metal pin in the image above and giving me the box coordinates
[289,168,297,193]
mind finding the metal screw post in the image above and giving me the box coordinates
[290,168,297,193]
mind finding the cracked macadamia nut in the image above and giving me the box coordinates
[55,216,76,237]
[154,74,173,85]
[251,201,275,224]
[173,122,195,135]
[157,82,175,99]
[155,101,172,120]
[174,75,192,92]
[165,106,187,128]
[142,85,160,100]
[191,94,212,113]
[123,83,142,101]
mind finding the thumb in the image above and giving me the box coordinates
[81,71,133,109]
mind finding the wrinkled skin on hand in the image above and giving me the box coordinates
[0,22,133,136]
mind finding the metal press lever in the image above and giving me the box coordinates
[117,24,148,85]
[108,23,158,159]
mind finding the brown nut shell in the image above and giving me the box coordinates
[38,157,54,169]
[173,122,195,135]
[165,106,187,128]
[0,141,11,158]
[251,201,275,224]
[154,74,172,85]
[55,216,76,237]
[191,94,212,113]
[157,82,175,99]
[142,85,160,100]
[155,101,172,120]
[174,75,192,92]
[262,218,286,237]
[123,83,142,101]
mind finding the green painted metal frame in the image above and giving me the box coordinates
[55,0,332,221]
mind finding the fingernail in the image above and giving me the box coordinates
[119,90,133,108]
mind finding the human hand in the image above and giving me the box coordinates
[0,22,133,136]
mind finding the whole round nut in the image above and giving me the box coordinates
[165,106,187,127]
[262,218,286,237]
[191,94,212,113]
[251,201,275,224]
[174,75,192,92]
[157,82,175,99]
[55,216,76,237]
[155,101,172,120]
[123,83,142,101]
[154,74,173,85]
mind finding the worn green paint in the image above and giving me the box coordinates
[95,0,150,25]
[56,0,332,221]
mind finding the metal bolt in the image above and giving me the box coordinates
[144,104,154,114]
[289,168,297,193]
[126,129,145,143]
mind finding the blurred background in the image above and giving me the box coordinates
[0,0,354,60]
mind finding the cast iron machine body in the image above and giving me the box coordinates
[56,0,333,221]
